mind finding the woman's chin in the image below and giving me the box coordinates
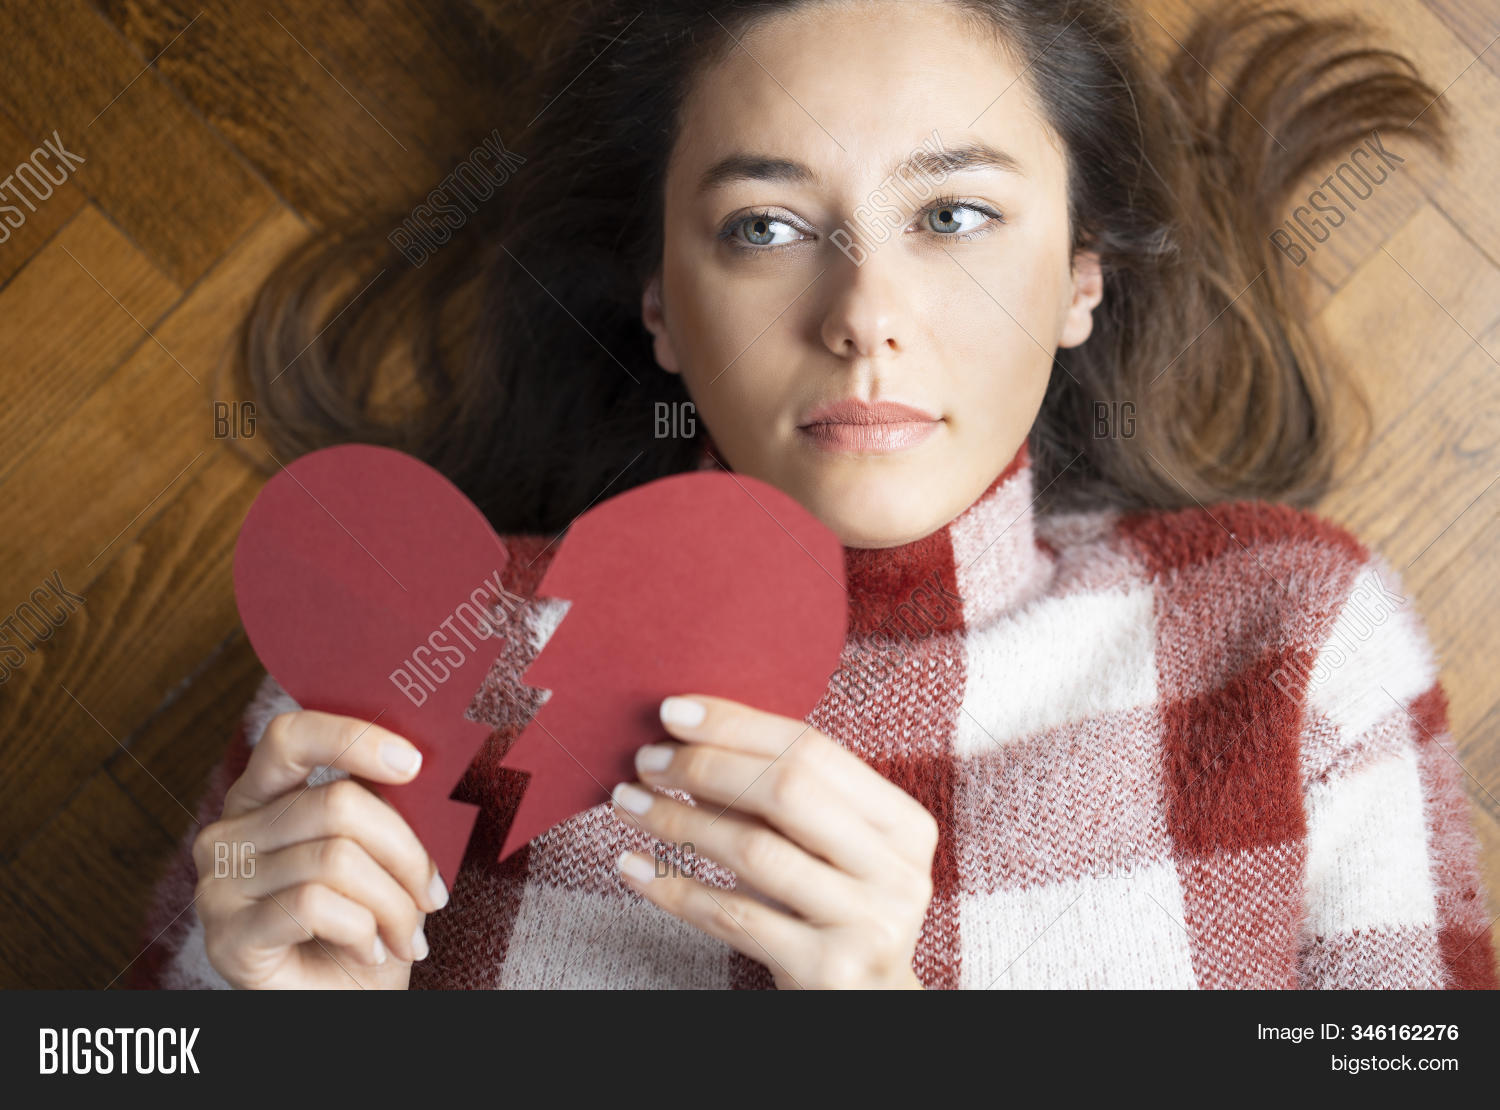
[731,438,964,547]
[803,477,955,549]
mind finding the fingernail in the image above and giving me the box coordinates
[411,925,429,961]
[635,744,673,773]
[618,850,655,883]
[660,696,705,728]
[612,781,654,815]
[372,936,388,964]
[428,870,449,911]
[381,740,422,775]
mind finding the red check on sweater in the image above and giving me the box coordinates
[132,442,1498,988]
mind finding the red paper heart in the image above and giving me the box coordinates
[234,445,849,878]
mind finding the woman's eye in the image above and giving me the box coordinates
[733,214,801,248]
[925,203,993,236]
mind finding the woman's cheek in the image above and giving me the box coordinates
[692,369,784,465]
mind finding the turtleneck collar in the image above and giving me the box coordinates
[695,438,1054,636]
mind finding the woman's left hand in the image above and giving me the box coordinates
[610,693,938,989]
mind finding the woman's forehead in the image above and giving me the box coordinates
[670,6,1060,199]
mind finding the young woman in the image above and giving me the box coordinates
[135,0,1495,989]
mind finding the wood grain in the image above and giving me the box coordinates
[0,205,179,489]
[0,113,87,290]
[109,629,266,838]
[0,446,263,855]
[92,0,517,227]
[9,772,177,987]
[0,0,274,285]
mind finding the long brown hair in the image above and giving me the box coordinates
[223,0,1452,532]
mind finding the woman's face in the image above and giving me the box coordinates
[642,0,1102,547]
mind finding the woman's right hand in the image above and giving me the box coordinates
[192,710,449,989]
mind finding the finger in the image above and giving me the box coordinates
[237,881,387,970]
[223,710,422,819]
[611,780,857,922]
[616,855,813,986]
[658,694,938,851]
[202,777,447,915]
[632,740,894,881]
[234,837,429,962]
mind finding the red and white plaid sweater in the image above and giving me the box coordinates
[133,442,1497,988]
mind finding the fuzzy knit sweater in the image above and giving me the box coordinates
[133,441,1497,989]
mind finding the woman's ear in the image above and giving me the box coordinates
[641,270,681,375]
[1058,249,1104,349]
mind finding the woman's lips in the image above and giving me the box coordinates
[798,420,939,452]
[796,400,942,454]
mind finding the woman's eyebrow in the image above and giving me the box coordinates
[696,141,1027,195]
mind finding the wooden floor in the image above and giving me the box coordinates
[0,0,1495,988]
